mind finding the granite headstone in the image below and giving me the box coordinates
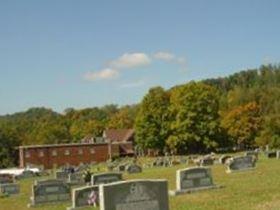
[91,172,122,185]
[67,185,99,210]
[126,164,142,174]
[99,179,169,210]
[29,179,71,206]
[170,167,219,195]
[226,156,256,173]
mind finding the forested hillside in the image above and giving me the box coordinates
[1,64,280,168]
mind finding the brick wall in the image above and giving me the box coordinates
[19,143,109,169]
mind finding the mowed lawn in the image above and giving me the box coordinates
[1,155,280,210]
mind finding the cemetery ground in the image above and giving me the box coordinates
[1,155,280,210]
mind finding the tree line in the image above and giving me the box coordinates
[1,64,280,167]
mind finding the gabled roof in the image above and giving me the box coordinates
[104,129,134,143]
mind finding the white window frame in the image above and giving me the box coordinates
[52,150,57,157]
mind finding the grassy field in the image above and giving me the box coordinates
[1,154,280,210]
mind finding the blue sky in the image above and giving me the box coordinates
[0,0,279,115]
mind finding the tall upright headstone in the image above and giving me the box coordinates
[170,167,220,195]
[99,179,169,210]
[28,179,71,207]
[67,185,99,210]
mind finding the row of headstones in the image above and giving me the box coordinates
[109,150,265,172]
[27,154,257,210]
[111,163,143,174]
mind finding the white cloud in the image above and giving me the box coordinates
[83,68,119,81]
[154,51,187,71]
[108,53,151,69]
[120,80,146,88]
[83,51,187,82]
[153,51,175,61]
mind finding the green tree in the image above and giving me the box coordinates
[167,82,221,154]
[0,127,20,168]
[135,87,170,152]
[256,115,280,148]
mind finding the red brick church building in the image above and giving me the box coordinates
[18,129,134,169]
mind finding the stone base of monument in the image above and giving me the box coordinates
[27,197,71,208]
[169,185,223,196]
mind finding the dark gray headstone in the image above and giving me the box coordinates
[170,167,220,196]
[68,173,85,185]
[16,170,35,179]
[91,172,122,185]
[99,180,169,210]
[227,156,256,173]
[0,183,20,195]
[117,164,126,172]
[200,157,214,166]
[55,171,69,181]
[67,185,99,210]
[126,164,142,174]
[265,151,277,158]
[29,179,71,206]
[0,174,14,184]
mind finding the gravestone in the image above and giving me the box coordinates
[245,151,258,160]
[55,171,69,181]
[68,173,84,185]
[277,150,280,159]
[153,158,164,167]
[0,174,14,184]
[219,155,232,164]
[99,179,169,210]
[0,183,20,196]
[91,172,122,185]
[170,167,220,195]
[117,164,126,172]
[163,157,172,167]
[16,170,36,179]
[199,157,214,166]
[226,156,256,173]
[180,157,188,164]
[126,164,142,174]
[28,179,71,207]
[265,151,277,158]
[67,185,99,210]
[170,159,180,166]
